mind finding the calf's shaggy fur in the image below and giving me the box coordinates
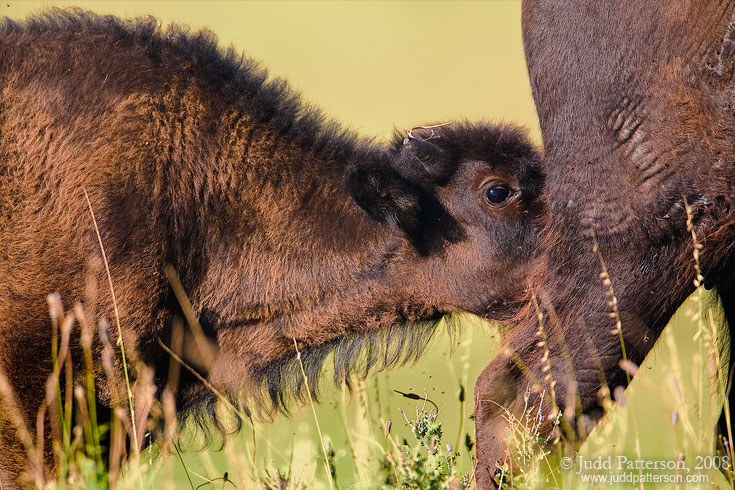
[0,9,543,486]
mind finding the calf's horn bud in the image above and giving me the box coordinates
[403,135,442,167]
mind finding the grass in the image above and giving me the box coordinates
[147,312,488,490]
[0,284,731,489]
[0,247,732,489]
[5,296,489,489]
[498,288,732,490]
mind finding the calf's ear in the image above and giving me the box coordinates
[345,159,466,257]
[344,163,420,229]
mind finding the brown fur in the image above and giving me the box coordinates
[474,1,735,487]
[0,9,544,486]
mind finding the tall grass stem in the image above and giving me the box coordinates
[82,188,139,460]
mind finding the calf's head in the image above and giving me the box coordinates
[347,122,544,319]
[223,121,545,416]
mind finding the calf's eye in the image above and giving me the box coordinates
[484,182,513,206]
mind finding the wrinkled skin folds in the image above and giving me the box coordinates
[474,1,735,487]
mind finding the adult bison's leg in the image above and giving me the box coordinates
[474,357,519,488]
[474,239,690,489]
[474,316,627,488]
[474,323,541,489]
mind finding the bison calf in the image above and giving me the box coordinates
[0,9,542,486]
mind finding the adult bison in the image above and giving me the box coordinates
[474,1,735,487]
[0,9,544,487]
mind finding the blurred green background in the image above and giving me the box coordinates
[1,1,539,139]
[2,1,538,488]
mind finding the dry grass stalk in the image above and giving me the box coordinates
[530,295,557,422]
[292,337,335,490]
[161,388,178,456]
[83,187,139,456]
[132,365,156,452]
[74,302,103,469]
[591,233,629,380]
[163,265,217,369]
